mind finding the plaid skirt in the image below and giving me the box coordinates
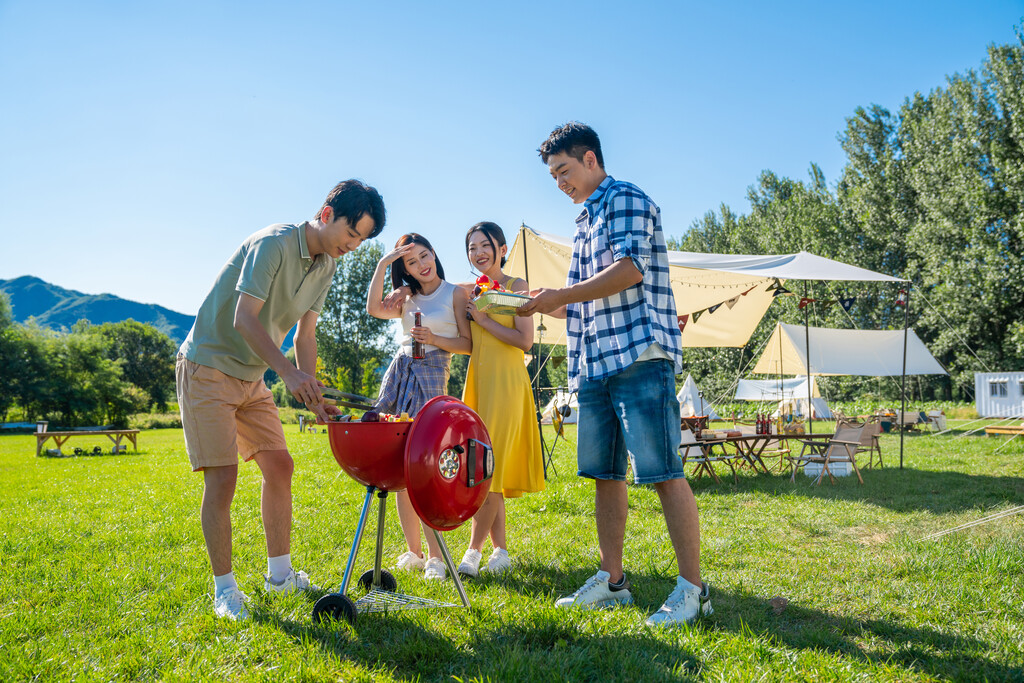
[373,349,452,417]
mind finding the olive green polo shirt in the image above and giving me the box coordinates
[180,222,336,381]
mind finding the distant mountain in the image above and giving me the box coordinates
[0,276,196,345]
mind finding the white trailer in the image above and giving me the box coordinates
[974,372,1024,417]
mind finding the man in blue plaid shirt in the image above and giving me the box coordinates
[519,122,712,627]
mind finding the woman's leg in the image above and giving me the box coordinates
[395,490,422,556]
[468,492,503,551]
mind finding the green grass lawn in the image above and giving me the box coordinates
[1,422,1022,681]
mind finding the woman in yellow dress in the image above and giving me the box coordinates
[457,222,545,577]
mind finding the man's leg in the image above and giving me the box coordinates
[595,478,628,584]
[652,477,701,587]
[201,464,238,576]
[252,449,294,558]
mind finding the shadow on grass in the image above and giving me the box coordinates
[263,603,703,682]
[250,566,1022,682]
[489,563,1022,681]
[687,466,1024,514]
[716,584,1023,681]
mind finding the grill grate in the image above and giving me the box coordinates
[355,589,459,614]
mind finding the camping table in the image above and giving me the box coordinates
[36,429,140,456]
[694,433,834,476]
[683,438,738,484]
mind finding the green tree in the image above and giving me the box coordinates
[96,319,176,410]
[0,293,19,421]
[315,241,398,398]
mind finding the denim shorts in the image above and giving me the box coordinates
[576,359,686,484]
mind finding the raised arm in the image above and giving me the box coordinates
[366,244,414,320]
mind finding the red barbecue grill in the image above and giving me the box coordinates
[313,392,494,625]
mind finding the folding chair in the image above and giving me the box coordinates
[786,422,865,485]
[859,418,883,469]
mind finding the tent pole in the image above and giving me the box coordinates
[900,283,912,469]
[804,282,813,434]
[521,225,551,478]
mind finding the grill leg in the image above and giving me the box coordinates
[340,486,376,595]
[432,529,470,607]
[372,490,388,587]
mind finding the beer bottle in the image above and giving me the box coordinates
[412,311,424,359]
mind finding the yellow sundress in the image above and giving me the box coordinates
[462,308,545,498]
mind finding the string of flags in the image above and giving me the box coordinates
[676,281,902,333]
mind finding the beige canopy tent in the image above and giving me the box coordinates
[752,323,946,377]
[504,225,901,347]
[504,224,923,466]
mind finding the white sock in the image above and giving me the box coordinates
[268,554,291,582]
[676,574,700,592]
[214,571,237,596]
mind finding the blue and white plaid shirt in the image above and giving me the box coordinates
[565,176,683,391]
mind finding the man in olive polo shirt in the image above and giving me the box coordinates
[176,179,386,620]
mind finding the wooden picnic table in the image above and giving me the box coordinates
[684,433,834,481]
[36,429,140,457]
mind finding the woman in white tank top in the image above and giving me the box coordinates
[366,233,471,580]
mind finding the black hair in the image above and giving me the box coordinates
[319,179,387,238]
[390,233,445,295]
[465,221,507,268]
[538,121,604,169]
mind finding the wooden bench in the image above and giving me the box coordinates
[36,430,140,456]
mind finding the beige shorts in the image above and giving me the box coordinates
[176,355,287,471]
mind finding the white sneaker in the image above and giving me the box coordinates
[395,550,425,571]
[263,568,318,594]
[485,547,511,574]
[555,570,633,609]
[213,587,250,620]
[424,557,447,581]
[458,548,482,577]
[645,578,713,628]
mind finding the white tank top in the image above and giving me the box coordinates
[400,280,458,355]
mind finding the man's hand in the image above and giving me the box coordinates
[285,369,324,411]
[382,286,410,311]
[314,403,342,424]
[517,288,567,319]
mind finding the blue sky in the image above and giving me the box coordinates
[1,1,1021,317]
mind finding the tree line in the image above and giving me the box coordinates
[0,296,177,427]
[670,28,1024,405]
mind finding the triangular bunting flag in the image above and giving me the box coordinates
[677,314,688,333]
[766,280,780,292]
[798,297,817,310]
[740,285,757,296]
[707,303,722,315]
[773,286,792,297]
[839,297,855,312]
[692,310,704,323]
[725,296,740,309]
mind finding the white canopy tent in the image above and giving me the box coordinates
[505,224,925,466]
[735,376,832,419]
[677,374,721,420]
[751,323,947,377]
[504,225,902,348]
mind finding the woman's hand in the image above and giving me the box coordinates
[464,298,485,323]
[411,323,435,348]
[380,243,414,267]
